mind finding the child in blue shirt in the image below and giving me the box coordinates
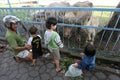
[73,41,96,73]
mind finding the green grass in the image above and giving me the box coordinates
[93,11,113,27]
[13,10,32,21]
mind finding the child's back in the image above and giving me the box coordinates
[28,26,43,66]
[32,35,43,57]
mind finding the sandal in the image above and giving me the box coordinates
[30,63,36,66]
[13,56,22,63]
[56,68,65,73]
[60,69,65,73]
[13,56,17,62]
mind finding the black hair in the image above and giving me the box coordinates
[29,26,38,35]
[10,22,13,29]
[84,43,96,57]
[46,17,57,29]
[9,22,18,30]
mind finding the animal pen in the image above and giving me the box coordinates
[0,1,120,60]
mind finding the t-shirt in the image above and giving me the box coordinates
[77,55,96,71]
[5,30,25,55]
[44,30,63,49]
[27,35,42,46]
[27,35,43,56]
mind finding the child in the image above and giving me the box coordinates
[44,17,64,72]
[65,42,96,77]
[73,42,96,73]
[27,26,43,66]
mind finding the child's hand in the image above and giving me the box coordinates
[73,63,78,67]
[25,45,32,50]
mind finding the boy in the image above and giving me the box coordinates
[28,26,43,66]
[44,17,63,72]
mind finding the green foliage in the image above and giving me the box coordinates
[93,11,113,27]
[61,58,74,71]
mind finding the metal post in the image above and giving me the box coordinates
[7,0,14,15]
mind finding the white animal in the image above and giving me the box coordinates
[85,16,99,41]
[62,1,93,38]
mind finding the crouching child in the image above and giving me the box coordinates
[65,42,96,77]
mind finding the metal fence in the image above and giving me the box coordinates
[0,7,120,55]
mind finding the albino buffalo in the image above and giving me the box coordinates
[31,1,95,46]
[73,1,93,7]
[32,1,70,22]
[61,11,77,38]
[46,1,70,7]
[76,16,99,46]
[62,1,93,39]
[84,16,99,42]
[72,1,93,25]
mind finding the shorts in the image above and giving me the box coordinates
[16,50,30,58]
[48,48,60,60]
[32,49,43,59]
